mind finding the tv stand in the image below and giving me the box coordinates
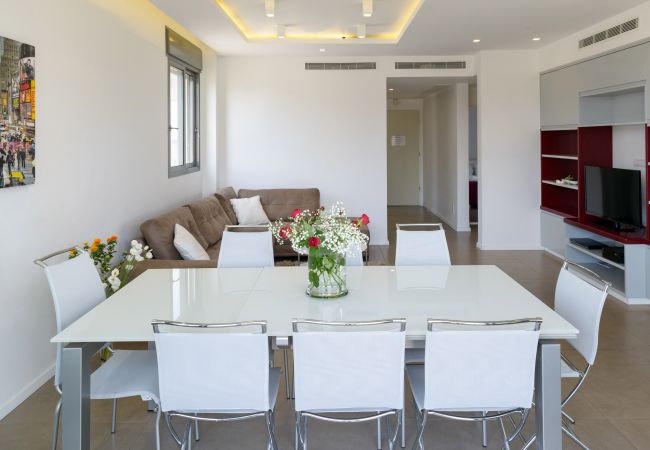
[563,219,650,305]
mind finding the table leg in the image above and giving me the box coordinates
[535,341,562,450]
[148,341,156,411]
[61,342,102,450]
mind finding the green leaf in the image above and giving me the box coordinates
[309,270,320,287]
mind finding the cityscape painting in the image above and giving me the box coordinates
[0,34,35,189]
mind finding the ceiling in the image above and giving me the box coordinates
[387,77,475,99]
[150,0,648,56]
[212,0,423,42]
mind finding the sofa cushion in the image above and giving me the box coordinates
[186,196,232,247]
[238,188,320,221]
[230,195,270,225]
[205,241,221,260]
[214,192,238,224]
[217,186,237,200]
[140,207,208,260]
[173,224,210,260]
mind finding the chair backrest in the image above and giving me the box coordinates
[345,245,364,266]
[217,229,274,268]
[555,261,610,365]
[423,318,541,411]
[36,250,106,387]
[395,224,451,266]
[292,319,406,412]
[152,320,270,413]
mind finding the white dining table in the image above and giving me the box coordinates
[52,265,578,450]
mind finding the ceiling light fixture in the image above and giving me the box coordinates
[532,37,542,41]
[362,0,373,17]
[265,0,275,17]
[388,88,395,91]
[472,39,481,43]
[277,24,285,39]
[357,24,367,39]
[319,48,326,52]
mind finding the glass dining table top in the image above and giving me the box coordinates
[51,265,578,343]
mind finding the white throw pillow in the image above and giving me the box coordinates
[173,224,210,260]
[230,195,270,225]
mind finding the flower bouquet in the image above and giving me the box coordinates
[271,203,369,298]
[69,237,152,296]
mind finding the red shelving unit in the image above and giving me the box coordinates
[540,129,579,218]
[647,126,650,241]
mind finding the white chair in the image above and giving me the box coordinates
[395,224,451,266]
[522,261,610,450]
[217,227,275,268]
[35,249,160,450]
[292,318,406,450]
[152,319,280,450]
[345,244,365,266]
[407,318,542,450]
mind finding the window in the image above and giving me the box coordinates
[165,27,202,177]
[168,61,199,176]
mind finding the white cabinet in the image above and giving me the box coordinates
[540,210,567,258]
[577,42,650,94]
[540,66,579,128]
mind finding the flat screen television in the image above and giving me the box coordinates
[584,165,643,230]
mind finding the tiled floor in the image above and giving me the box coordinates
[2,206,650,449]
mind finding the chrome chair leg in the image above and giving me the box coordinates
[498,418,510,450]
[180,420,192,450]
[411,411,427,450]
[51,398,62,450]
[562,410,576,424]
[482,411,488,447]
[401,406,406,448]
[111,398,117,433]
[266,411,279,450]
[377,415,382,449]
[304,415,309,450]
[154,406,161,450]
[284,349,291,400]
[521,434,535,450]
[563,425,591,450]
[193,413,200,441]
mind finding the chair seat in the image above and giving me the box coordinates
[91,350,159,404]
[561,359,581,378]
[405,348,424,364]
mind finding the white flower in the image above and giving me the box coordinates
[145,251,153,259]
[125,264,134,271]
[131,240,138,246]
[129,248,138,256]
[111,268,120,277]
[135,255,144,262]
[144,245,149,251]
[127,255,134,261]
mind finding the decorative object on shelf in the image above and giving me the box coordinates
[556,175,578,186]
[69,237,152,296]
[271,203,369,299]
[0,35,36,189]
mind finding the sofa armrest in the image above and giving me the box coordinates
[130,258,216,280]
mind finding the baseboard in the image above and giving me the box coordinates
[369,240,389,246]
[431,210,466,232]
[478,243,545,251]
[542,247,565,261]
[0,363,55,421]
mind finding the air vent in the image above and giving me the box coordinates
[395,61,467,69]
[305,62,376,70]
[579,18,639,49]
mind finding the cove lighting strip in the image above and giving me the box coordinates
[213,0,425,43]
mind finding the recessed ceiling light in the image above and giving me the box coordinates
[277,25,285,39]
[532,37,542,41]
[319,48,326,52]
[388,88,395,91]
[357,24,366,39]
[473,39,481,43]
[265,0,275,18]
[362,0,373,17]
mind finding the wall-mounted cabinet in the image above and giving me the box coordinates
[579,83,645,127]
[540,66,579,128]
[577,41,650,93]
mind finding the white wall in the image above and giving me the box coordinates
[422,95,437,213]
[477,51,541,249]
[0,0,217,419]
[217,57,475,245]
[539,2,650,72]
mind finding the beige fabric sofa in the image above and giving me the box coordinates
[132,187,369,277]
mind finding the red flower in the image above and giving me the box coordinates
[360,214,370,225]
[308,236,321,248]
[291,208,302,219]
[279,225,292,240]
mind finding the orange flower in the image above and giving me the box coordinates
[107,235,117,242]
[93,238,101,245]
[90,245,98,252]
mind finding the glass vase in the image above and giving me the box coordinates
[306,249,348,299]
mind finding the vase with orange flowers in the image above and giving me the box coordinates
[69,237,152,296]
[271,202,369,298]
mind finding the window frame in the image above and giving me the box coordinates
[168,57,200,178]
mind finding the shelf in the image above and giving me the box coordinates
[580,262,626,294]
[567,243,625,270]
[541,154,578,160]
[565,218,648,244]
[542,180,578,190]
[579,122,647,127]
[540,206,577,219]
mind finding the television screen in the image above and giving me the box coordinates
[584,166,643,228]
